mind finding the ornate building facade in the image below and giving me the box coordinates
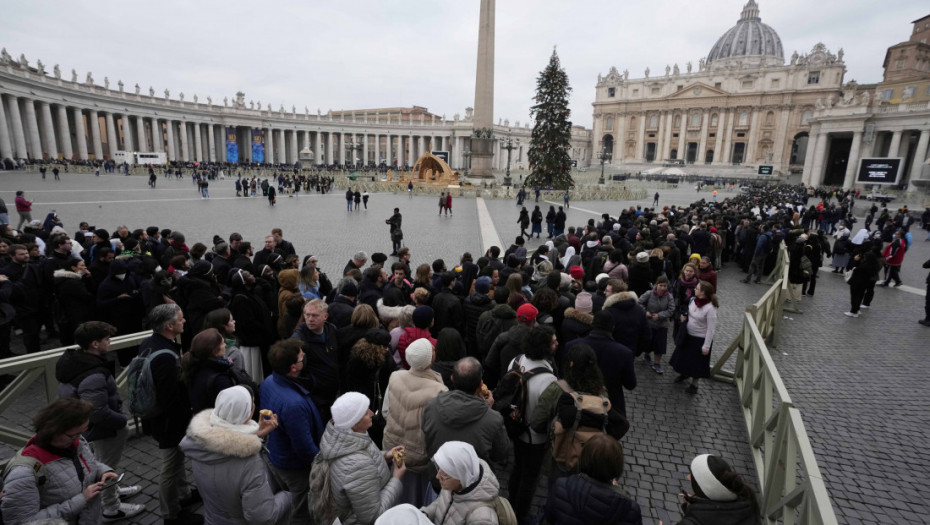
[592,1,846,177]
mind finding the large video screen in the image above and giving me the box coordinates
[856,158,902,185]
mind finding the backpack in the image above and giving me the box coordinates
[492,356,553,440]
[127,349,178,418]
[1,448,48,522]
[471,495,518,525]
[308,451,364,525]
[548,380,611,472]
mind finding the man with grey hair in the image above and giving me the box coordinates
[343,250,368,276]
[139,304,203,524]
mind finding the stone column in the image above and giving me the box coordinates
[363,134,370,166]
[23,100,42,160]
[808,131,830,187]
[207,125,216,162]
[470,0,496,176]
[385,134,392,165]
[842,131,863,189]
[314,131,322,165]
[720,111,734,165]
[663,112,674,160]
[72,108,88,160]
[746,110,760,162]
[339,133,347,165]
[887,130,902,157]
[636,114,646,161]
[289,129,298,163]
[193,123,203,161]
[326,132,334,165]
[0,96,13,159]
[89,111,103,159]
[265,128,274,164]
[150,118,162,154]
[407,135,414,166]
[178,121,189,161]
[697,111,710,163]
[165,121,177,161]
[907,129,930,191]
[40,103,57,159]
[801,129,820,186]
[772,108,791,170]
[677,113,687,159]
[6,96,28,158]
[122,115,135,152]
[57,105,73,159]
[136,117,148,152]
[374,134,381,165]
[105,112,117,159]
[277,129,286,164]
[614,113,625,162]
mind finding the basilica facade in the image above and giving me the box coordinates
[592,1,846,177]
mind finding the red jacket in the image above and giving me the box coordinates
[882,239,906,267]
[14,195,32,212]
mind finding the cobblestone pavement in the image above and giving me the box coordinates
[2,170,928,524]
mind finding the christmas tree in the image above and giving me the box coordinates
[527,49,574,189]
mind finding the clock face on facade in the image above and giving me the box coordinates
[693,86,702,96]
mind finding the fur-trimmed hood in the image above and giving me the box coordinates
[563,307,593,325]
[604,291,638,309]
[377,298,415,325]
[351,339,389,368]
[53,268,85,280]
[181,410,262,462]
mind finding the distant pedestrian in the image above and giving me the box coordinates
[53,167,60,181]
[563,191,570,208]
[439,192,446,216]
[362,190,370,209]
[353,188,361,211]
[653,192,660,207]
[14,190,32,230]
[267,185,276,206]
[445,193,452,216]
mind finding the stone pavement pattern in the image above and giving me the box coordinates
[2,170,927,523]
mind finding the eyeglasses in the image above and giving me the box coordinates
[436,470,452,483]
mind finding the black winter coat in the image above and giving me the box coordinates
[431,288,465,337]
[603,294,651,356]
[186,358,250,413]
[54,269,96,332]
[228,288,276,348]
[139,334,191,449]
[678,497,760,525]
[542,474,642,525]
[463,292,494,357]
[55,349,126,442]
[176,274,225,336]
[327,294,356,329]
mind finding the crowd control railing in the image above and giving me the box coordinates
[711,243,837,525]
[0,331,152,448]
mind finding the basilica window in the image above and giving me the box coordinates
[714,82,722,89]
[651,87,660,95]
[742,80,753,89]
[633,89,639,96]
[770,79,780,88]
[738,111,749,126]
[608,87,616,97]
[902,86,916,100]
[807,71,820,84]
[674,114,681,127]
[690,113,701,127]
[800,110,812,126]
[881,89,893,100]
[630,116,637,128]
[649,114,658,128]
[765,111,775,126]
[896,60,905,70]
[710,113,719,127]
[605,116,614,130]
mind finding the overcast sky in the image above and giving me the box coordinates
[4,1,925,129]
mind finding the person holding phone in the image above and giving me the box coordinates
[0,399,121,524]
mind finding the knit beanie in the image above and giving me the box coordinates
[474,276,492,294]
[331,392,370,430]
[574,291,593,314]
[405,338,434,371]
[412,305,434,329]
[569,266,584,280]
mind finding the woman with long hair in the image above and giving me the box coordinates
[670,280,718,395]
[670,263,699,334]
[298,264,321,300]
[203,307,250,381]
[431,327,467,389]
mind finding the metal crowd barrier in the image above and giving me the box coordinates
[0,331,152,447]
[712,243,838,525]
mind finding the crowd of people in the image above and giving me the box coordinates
[1,179,928,524]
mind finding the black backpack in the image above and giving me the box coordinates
[492,355,552,439]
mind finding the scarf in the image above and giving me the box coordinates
[679,276,698,301]
[653,286,668,297]
[694,296,711,308]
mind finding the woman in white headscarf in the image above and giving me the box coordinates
[420,441,501,525]
[179,385,291,525]
[560,246,576,269]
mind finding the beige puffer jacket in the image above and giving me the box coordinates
[420,459,500,525]
[381,368,447,470]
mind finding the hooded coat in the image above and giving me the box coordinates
[678,497,760,525]
[420,459,501,525]
[180,410,292,525]
[95,260,144,335]
[422,390,511,467]
[603,292,651,356]
[53,268,96,337]
[317,421,402,525]
[542,474,642,525]
[177,267,225,336]
[55,349,125,442]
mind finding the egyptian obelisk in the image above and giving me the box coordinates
[469,0,495,178]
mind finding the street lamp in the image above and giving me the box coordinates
[499,131,520,187]
[462,147,471,178]
[345,136,363,168]
[597,141,612,185]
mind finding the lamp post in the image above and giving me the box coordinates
[345,136,363,168]
[462,147,471,178]
[499,131,519,187]
[597,141,612,185]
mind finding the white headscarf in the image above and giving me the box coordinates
[210,386,258,435]
[433,441,480,488]
[561,246,576,268]
[374,504,433,525]
[850,228,869,245]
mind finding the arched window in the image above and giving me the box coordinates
[765,111,775,126]
[674,114,681,127]
[690,113,701,127]
[630,116,637,128]
[801,110,813,126]
[711,113,719,127]
[605,116,614,130]
[738,111,749,126]
[649,114,658,128]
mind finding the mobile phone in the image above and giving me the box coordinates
[101,473,124,489]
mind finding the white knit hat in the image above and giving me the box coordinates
[375,504,433,525]
[331,392,370,430]
[689,454,738,501]
[405,338,434,371]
